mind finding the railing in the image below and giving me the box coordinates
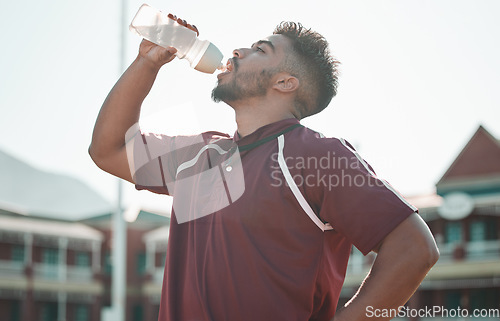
[66,266,93,282]
[0,260,24,278]
[33,264,93,282]
[438,240,500,262]
[33,263,59,280]
[466,240,500,260]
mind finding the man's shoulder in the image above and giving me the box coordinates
[288,126,355,156]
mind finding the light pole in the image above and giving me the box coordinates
[111,0,128,320]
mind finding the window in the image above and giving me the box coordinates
[9,300,21,321]
[75,304,89,321]
[42,249,59,279]
[444,222,462,244]
[41,303,57,321]
[104,252,112,275]
[42,248,59,265]
[133,305,143,321]
[486,219,498,240]
[444,290,462,310]
[152,304,160,321]
[137,253,146,275]
[470,289,487,310]
[75,252,90,267]
[470,221,486,242]
[11,245,24,262]
[470,219,497,242]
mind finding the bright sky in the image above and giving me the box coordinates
[1,0,499,214]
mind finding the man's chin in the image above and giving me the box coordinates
[211,86,237,104]
[211,88,223,103]
[211,96,235,106]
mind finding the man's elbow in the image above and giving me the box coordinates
[88,143,107,170]
[425,243,440,269]
[408,213,440,270]
[88,144,100,165]
[416,235,440,271]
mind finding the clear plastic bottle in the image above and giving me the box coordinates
[129,4,224,74]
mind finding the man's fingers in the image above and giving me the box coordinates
[177,18,186,26]
[167,13,199,36]
[188,24,199,36]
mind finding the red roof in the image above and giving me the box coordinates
[437,125,500,184]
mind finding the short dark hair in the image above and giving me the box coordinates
[273,22,340,119]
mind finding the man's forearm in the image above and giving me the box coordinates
[334,214,439,321]
[89,56,161,160]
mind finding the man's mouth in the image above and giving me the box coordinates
[217,59,235,79]
[226,59,235,72]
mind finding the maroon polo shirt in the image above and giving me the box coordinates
[131,118,417,321]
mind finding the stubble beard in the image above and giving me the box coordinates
[211,69,276,104]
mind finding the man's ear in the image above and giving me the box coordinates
[272,74,299,93]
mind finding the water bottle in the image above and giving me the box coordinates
[129,4,224,74]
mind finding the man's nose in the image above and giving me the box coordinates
[232,48,246,58]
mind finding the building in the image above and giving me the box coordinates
[0,209,170,321]
[342,125,500,320]
[0,149,171,321]
[0,149,112,321]
[0,215,104,321]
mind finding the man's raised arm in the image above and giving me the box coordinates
[88,39,177,183]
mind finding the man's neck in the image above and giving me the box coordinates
[232,101,297,138]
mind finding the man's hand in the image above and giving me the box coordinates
[138,39,177,70]
[334,213,439,321]
[137,14,199,69]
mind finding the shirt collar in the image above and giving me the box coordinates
[233,118,301,145]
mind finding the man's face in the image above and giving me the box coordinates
[212,34,291,104]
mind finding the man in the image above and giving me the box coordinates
[89,19,439,321]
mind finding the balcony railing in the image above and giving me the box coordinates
[33,263,59,280]
[466,240,500,260]
[33,264,93,282]
[0,260,24,278]
[66,266,93,282]
[438,240,500,261]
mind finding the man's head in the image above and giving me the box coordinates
[212,22,339,119]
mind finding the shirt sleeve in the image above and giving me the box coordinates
[125,124,177,195]
[125,124,214,196]
[317,138,418,255]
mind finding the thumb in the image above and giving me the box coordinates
[160,46,177,63]
[167,47,177,55]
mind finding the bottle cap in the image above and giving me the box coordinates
[194,42,224,74]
